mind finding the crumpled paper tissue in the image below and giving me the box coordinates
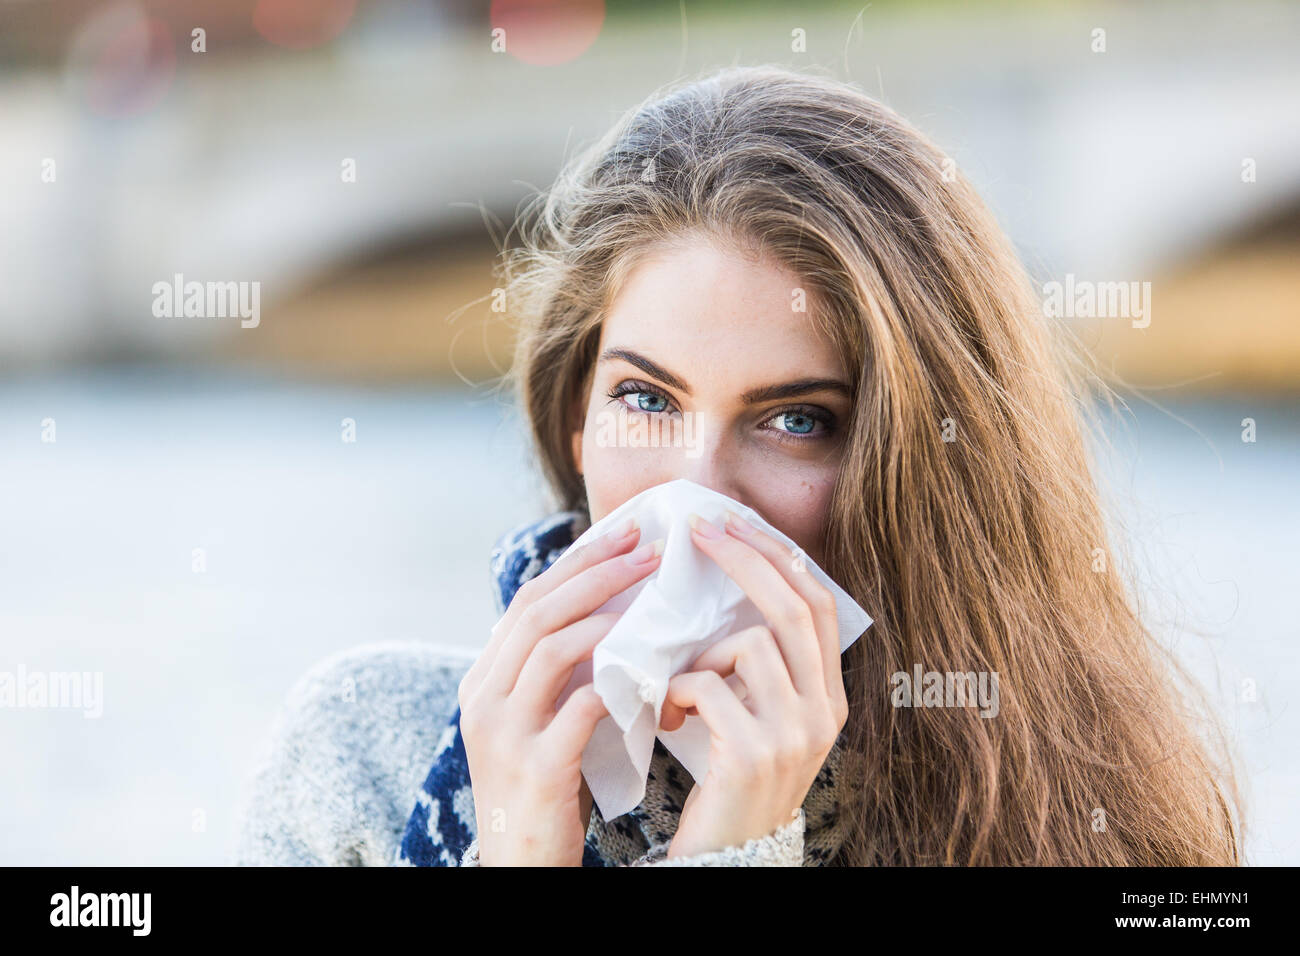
[550,478,873,821]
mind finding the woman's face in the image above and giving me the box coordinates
[571,233,852,567]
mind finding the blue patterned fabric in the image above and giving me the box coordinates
[396,509,602,866]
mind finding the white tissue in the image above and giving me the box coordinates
[550,478,873,822]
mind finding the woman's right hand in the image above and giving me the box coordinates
[457,518,663,866]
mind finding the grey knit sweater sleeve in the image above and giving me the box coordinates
[231,641,805,867]
[231,641,473,866]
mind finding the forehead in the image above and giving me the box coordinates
[599,235,844,383]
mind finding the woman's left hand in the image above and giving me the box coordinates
[658,509,849,860]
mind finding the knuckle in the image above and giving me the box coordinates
[515,601,545,635]
[832,702,849,735]
[458,707,480,740]
[513,576,541,603]
[562,683,587,710]
[550,548,584,580]
[571,562,612,600]
[778,603,815,635]
[581,685,607,717]
[809,585,836,617]
[530,633,563,669]
[598,558,633,588]
[812,709,841,751]
[584,563,614,593]
[833,692,849,727]
[552,684,584,725]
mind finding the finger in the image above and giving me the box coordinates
[464,518,642,698]
[687,513,823,696]
[720,510,846,708]
[543,682,609,758]
[659,697,702,732]
[660,626,794,731]
[663,670,754,743]
[580,777,595,832]
[513,612,621,713]
[485,538,663,697]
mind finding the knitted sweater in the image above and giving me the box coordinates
[232,511,855,867]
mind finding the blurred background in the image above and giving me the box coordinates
[0,0,1296,865]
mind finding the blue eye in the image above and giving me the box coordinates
[771,411,817,435]
[607,381,675,415]
[630,392,667,413]
[604,380,835,445]
[760,405,836,443]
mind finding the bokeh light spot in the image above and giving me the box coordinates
[65,1,176,118]
[254,0,359,50]
[490,0,606,66]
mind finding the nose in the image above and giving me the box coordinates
[672,430,751,512]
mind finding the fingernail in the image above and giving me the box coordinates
[688,512,722,538]
[723,510,754,536]
[610,516,638,539]
[625,538,664,564]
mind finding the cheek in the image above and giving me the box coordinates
[579,424,676,524]
[744,474,836,561]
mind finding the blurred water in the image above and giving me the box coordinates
[0,366,547,865]
[0,369,1295,864]
[1088,393,1299,865]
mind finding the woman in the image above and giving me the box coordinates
[233,64,1242,866]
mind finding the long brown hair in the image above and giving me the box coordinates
[494,64,1243,865]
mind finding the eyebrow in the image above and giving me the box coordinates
[599,347,852,404]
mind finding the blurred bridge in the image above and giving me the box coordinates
[2,0,1297,372]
